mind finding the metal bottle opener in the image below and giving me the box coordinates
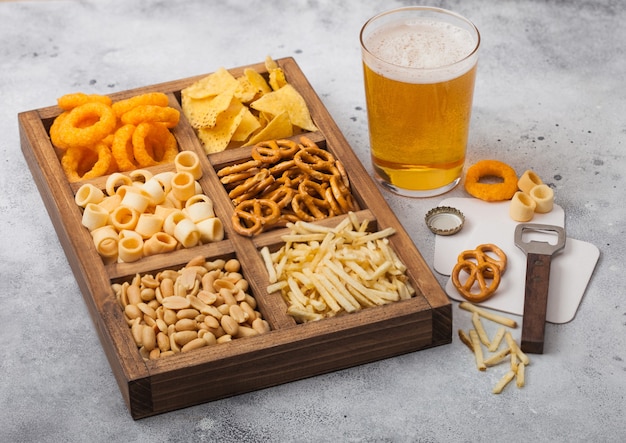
[514,223,566,354]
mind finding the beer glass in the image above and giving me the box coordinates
[360,7,480,197]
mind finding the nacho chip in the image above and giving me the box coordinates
[234,75,259,104]
[197,100,247,153]
[182,89,235,129]
[244,68,272,96]
[231,107,262,142]
[250,84,317,132]
[247,111,293,145]
[182,67,239,99]
[265,56,287,91]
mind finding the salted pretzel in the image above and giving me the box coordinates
[452,243,507,302]
[216,136,359,236]
[294,146,337,181]
[232,199,281,237]
[457,243,507,279]
[452,260,502,303]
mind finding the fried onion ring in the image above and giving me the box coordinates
[464,160,518,202]
[132,122,178,167]
[111,92,170,117]
[61,142,113,183]
[57,93,112,111]
[111,124,139,172]
[120,105,180,128]
[57,102,117,149]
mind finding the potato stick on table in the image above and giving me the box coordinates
[488,326,506,352]
[472,312,491,347]
[469,330,486,371]
[493,370,516,394]
[459,301,518,328]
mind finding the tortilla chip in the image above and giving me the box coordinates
[244,68,272,96]
[231,107,262,142]
[246,111,293,145]
[197,100,247,154]
[235,75,258,104]
[250,84,317,132]
[181,67,239,99]
[182,89,235,129]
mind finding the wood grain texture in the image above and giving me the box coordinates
[19,57,451,419]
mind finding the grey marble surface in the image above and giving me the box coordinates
[1,0,624,442]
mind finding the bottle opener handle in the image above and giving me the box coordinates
[514,224,566,354]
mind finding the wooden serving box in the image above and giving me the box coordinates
[18,57,451,419]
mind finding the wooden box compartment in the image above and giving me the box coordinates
[18,57,451,419]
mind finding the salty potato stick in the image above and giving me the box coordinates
[505,331,530,366]
[319,267,360,311]
[488,327,506,352]
[281,233,327,243]
[484,346,512,367]
[322,258,389,304]
[309,232,334,270]
[458,329,474,352]
[287,276,309,306]
[493,370,516,394]
[469,330,486,371]
[510,351,519,372]
[346,285,376,308]
[516,362,526,388]
[353,227,396,245]
[459,302,518,328]
[472,312,491,347]
[266,280,287,294]
[302,268,342,313]
[260,246,277,283]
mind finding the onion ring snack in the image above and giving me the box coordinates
[464,160,518,202]
[50,91,180,181]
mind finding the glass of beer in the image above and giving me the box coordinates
[360,6,480,197]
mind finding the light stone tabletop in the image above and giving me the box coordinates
[1,0,624,442]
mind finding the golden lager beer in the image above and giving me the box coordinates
[361,7,480,197]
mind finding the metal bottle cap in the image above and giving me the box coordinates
[425,206,465,236]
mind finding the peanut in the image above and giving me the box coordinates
[111,256,270,361]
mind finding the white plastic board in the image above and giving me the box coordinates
[433,198,599,323]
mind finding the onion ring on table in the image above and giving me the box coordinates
[132,122,178,167]
[111,92,170,118]
[232,199,281,237]
[451,260,501,303]
[57,93,112,111]
[57,101,117,149]
[61,141,114,182]
[464,160,518,202]
[458,244,507,280]
[120,105,180,128]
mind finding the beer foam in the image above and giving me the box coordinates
[363,18,478,83]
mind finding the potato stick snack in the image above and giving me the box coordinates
[262,214,414,322]
[459,301,518,328]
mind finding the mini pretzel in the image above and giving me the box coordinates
[252,141,282,164]
[452,260,501,303]
[232,199,281,237]
[457,243,507,279]
[217,159,261,177]
[294,146,336,181]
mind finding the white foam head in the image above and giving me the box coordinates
[362,12,480,84]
